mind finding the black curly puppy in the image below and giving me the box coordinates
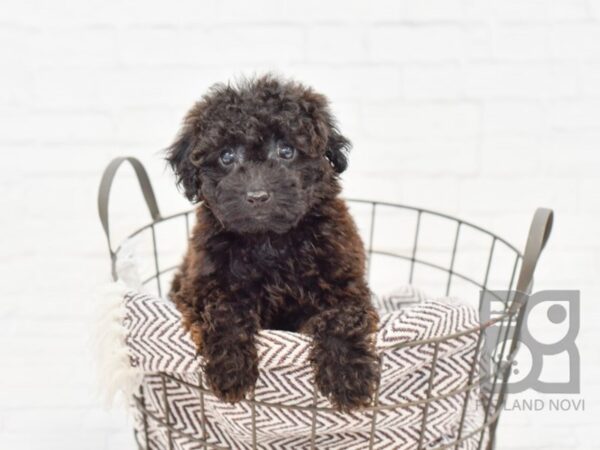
[167,74,379,412]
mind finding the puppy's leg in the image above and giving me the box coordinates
[170,247,259,402]
[301,304,379,412]
[201,298,260,403]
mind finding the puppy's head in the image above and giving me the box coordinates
[166,75,350,234]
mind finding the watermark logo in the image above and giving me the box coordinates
[480,290,580,395]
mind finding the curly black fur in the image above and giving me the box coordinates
[167,74,379,411]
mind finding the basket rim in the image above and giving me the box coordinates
[113,198,522,258]
[113,198,527,335]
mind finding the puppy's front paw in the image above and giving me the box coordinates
[204,346,258,403]
[312,337,379,412]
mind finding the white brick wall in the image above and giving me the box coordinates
[1,0,598,448]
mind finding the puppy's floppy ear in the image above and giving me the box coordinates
[325,129,351,174]
[166,129,202,203]
[296,85,350,172]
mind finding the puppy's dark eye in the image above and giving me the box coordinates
[219,149,235,166]
[277,146,295,160]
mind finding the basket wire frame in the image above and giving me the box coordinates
[98,157,552,450]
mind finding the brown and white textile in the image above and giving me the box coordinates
[114,286,487,450]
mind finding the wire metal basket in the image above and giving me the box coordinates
[98,157,553,450]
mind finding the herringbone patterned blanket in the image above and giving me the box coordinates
[108,286,487,450]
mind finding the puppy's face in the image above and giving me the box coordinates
[167,75,350,234]
[198,137,324,234]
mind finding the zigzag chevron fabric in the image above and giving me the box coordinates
[124,286,488,449]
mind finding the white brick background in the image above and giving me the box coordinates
[1,0,598,448]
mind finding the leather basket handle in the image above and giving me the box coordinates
[514,207,554,303]
[97,156,162,279]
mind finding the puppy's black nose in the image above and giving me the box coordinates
[246,190,271,204]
